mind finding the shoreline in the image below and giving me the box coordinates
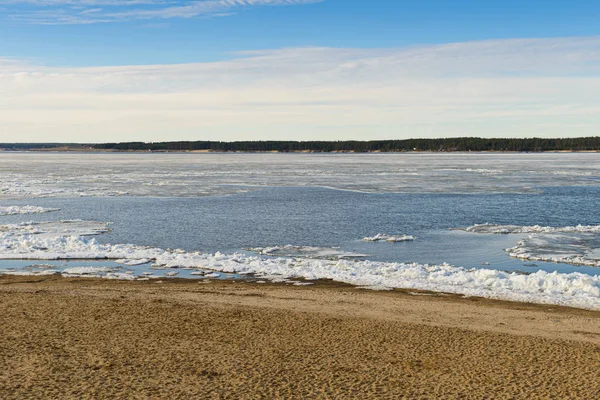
[4,273,599,316]
[3,275,600,398]
[3,269,600,312]
[2,148,600,154]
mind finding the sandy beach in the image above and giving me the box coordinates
[2,276,600,399]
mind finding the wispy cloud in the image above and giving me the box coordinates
[1,37,600,142]
[1,0,321,24]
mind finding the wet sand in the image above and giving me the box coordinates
[2,276,600,399]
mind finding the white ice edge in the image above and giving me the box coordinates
[62,266,118,274]
[363,234,415,242]
[461,223,600,234]
[0,220,110,237]
[0,269,59,276]
[0,206,60,216]
[3,233,600,309]
[115,258,152,266]
[247,245,368,259]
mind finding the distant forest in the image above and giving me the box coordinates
[0,143,79,150]
[2,137,600,152]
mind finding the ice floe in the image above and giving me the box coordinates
[0,269,58,276]
[507,233,600,267]
[104,272,137,280]
[460,223,600,234]
[24,263,56,269]
[247,245,368,260]
[460,223,600,267]
[0,206,60,216]
[0,220,110,238]
[115,258,152,266]
[363,234,415,242]
[62,266,118,275]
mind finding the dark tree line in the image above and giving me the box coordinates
[2,137,600,152]
[90,137,600,152]
[0,143,79,150]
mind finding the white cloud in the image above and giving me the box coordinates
[1,37,600,142]
[1,0,322,24]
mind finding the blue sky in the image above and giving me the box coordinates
[1,0,600,142]
[2,0,600,66]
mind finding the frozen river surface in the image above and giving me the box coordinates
[2,152,600,198]
[2,152,600,309]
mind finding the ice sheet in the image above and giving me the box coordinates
[2,152,600,199]
[363,234,415,242]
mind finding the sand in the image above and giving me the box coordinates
[2,276,600,399]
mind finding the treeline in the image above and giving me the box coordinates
[92,137,600,152]
[0,143,80,149]
[2,137,600,152]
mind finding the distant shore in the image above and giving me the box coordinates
[2,147,600,154]
[3,275,600,398]
[3,136,600,153]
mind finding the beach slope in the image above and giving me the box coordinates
[2,276,600,399]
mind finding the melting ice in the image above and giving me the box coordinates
[247,245,368,259]
[0,206,60,216]
[2,220,600,309]
[363,234,415,242]
[462,224,600,267]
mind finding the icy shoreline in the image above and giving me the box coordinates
[2,220,600,309]
[3,249,600,309]
[1,225,600,309]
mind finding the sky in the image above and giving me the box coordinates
[1,0,600,143]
